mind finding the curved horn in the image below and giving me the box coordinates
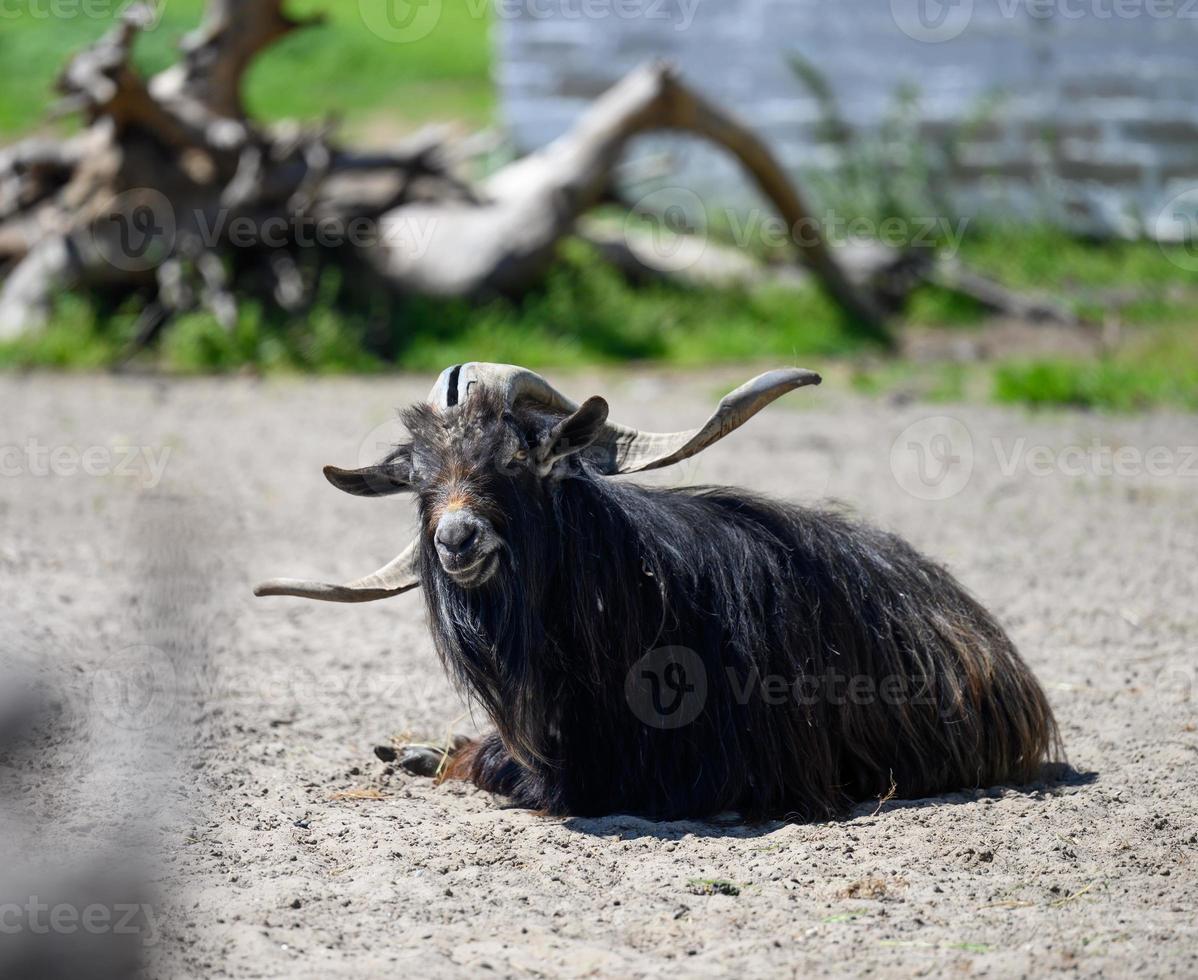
[591,367,821,474]
[430,363,820,475]
[253,540,420,603]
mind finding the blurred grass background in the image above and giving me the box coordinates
[1,0,1195,411]
[0,0,494,135]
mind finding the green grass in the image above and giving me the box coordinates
[901,224,1198,329]
[0,0,493,136]
[3,12,1197,412]
[852,225,1198,412]
[3,230,1197,414]
[859,225,1198,412]
[0,241,871,373]
[994,344,1198,412]
[849,331,1198,413]
[849,328,1198,413]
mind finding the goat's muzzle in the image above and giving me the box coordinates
[434,511,501,587]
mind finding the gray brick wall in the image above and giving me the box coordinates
[494,0,1198,236]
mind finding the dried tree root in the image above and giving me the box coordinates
[3,0,1074,355]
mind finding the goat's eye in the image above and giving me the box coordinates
[512,449,529,463]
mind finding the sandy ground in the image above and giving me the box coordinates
[1,368,1195,979]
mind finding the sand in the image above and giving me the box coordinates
[1,368,1195,978]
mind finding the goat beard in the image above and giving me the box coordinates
[417,475,681,779]
[420,540,560,770]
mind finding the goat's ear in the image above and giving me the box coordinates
[539,396,610,467]
[323,457,413,497]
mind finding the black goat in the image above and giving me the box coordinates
[257,364,1059,820]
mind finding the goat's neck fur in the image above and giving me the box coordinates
[422,470,670,766]
[421,466,1059,819]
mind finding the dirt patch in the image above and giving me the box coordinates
[901,317,1104,363]
[1,370,1195,978]
[837,876,908,901]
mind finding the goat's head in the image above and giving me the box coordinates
[254,363,820,602]
[331,388,611,589]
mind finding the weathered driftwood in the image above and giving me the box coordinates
[0,0,1084,351]
[582,223,1089,330]
[0,0,901,348]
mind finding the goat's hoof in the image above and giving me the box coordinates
[398,744,450,777]
[396,735,473,778]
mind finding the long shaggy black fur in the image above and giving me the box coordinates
[404,392,1060,820]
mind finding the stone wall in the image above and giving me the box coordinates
[493,0,1198,236]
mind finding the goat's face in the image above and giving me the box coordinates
[326,390,611,589]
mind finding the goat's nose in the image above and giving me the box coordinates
[435,513,479,555]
